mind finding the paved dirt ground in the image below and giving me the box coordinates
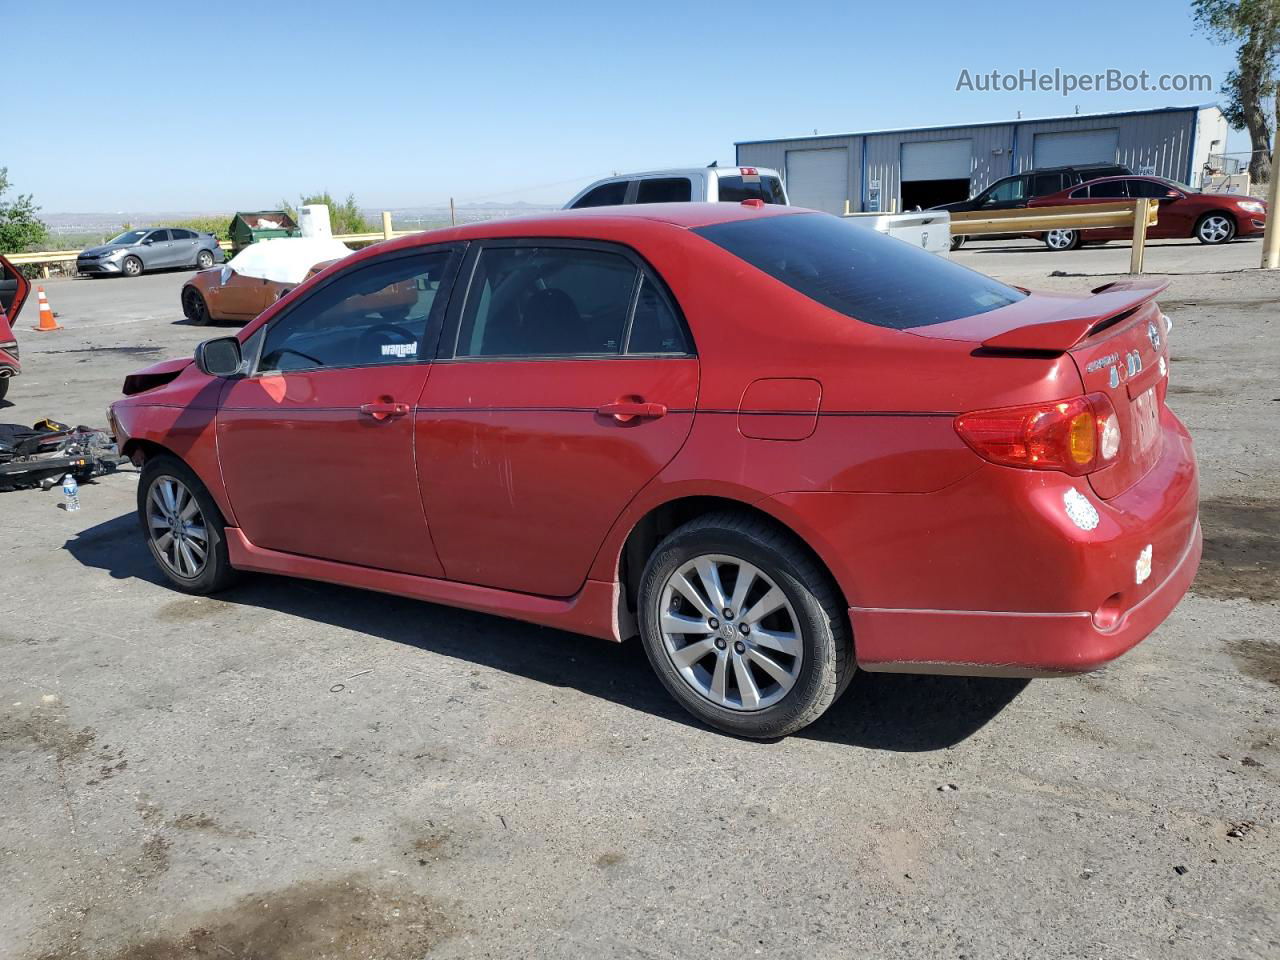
[1,238,1277,959]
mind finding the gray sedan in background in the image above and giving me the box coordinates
[77,228,225,278]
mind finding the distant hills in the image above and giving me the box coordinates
[44,202,561,236]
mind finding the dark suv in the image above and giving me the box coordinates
[934,164,1132,249]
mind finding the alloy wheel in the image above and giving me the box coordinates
[1046,229,1076,251]
[657,554,803,712]
[197,250,214,268]
[1198,215,1232,244]
[146,476,209,578]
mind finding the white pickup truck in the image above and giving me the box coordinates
[842,209,953,258]
[565,166,951,256]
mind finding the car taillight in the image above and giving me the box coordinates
[955,393,1119,476]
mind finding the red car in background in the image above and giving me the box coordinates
[1029,175,1268,250]
[111,204,1201,738]
[0,254,31,402]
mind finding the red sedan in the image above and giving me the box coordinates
[110,204,1201,738]
[1028,175,1268,250]
[0,254,31,401]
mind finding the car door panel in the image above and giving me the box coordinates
[416,357,698,596]
[215,246,462,575]
[218,365,444,575]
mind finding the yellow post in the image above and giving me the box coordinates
[843,199,850,215]
[1129,198,1151,274]
[41,264,50,280]
[381,211,393,240]
[1262,137,1280,269]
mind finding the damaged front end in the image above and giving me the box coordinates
[0,420,128,492]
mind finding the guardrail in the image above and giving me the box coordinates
[6,212,413,277]
[949,199,1158,273]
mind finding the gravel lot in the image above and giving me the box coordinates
[1,238,1277,959]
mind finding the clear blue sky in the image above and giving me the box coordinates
[5,0,1240,213]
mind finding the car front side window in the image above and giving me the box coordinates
[257,249,458,374]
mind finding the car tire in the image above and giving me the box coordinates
[182,287,211,325]
[196,249,215,269]
[137,454,239,595]
[637,512,853,739]
[0,377,8,402]
[1044,228,1081,251]
[121,255,143,278]
[950,235,966,251]
[1195,213,1236,245]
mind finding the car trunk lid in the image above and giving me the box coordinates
[910,279,1170,499]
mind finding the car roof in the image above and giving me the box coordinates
[369,202,803,252]
[591,166,781,180]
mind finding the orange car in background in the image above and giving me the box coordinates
[180,238,417,326]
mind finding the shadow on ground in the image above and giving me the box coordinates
[65,512,1027,752]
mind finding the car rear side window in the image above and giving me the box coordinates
[172,229,196,240]
[694,213,1024,330]
[636,178,693,203]
[1031,173,1066,196]
[1089,180,1129,198]
[456,246,639,357]
[257,250,458,373]
[717,174,786,204]
[626,275,689,354]
[571,181,629,208]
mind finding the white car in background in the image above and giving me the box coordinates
[565,166,788,208]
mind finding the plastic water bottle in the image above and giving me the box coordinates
[62,474,80,512]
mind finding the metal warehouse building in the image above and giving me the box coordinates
[735,104,1226,215]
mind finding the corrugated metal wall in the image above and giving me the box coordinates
[738,108,1205,212]
[736,135,863,213]
[1010,111,1195,183]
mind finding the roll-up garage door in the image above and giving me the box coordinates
[1032,129,1119,168]
[900,139,973,181]
[900,139,972,208]
[785,148,849,215]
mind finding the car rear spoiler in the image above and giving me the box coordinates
[981,279,1170,354]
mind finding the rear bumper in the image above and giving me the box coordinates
[852,519,1201,676]
[0,345,18,378]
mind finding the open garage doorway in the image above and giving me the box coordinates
[900,139,972,210]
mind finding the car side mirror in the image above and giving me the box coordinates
[142,238,154,245]
[195,336,243,378]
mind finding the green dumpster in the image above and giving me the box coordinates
[230,210,300,254]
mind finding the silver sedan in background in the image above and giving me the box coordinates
[77,228,225,278]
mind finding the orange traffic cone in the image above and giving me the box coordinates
[32,286,62,332]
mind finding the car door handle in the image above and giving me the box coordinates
[359,401,411,421]
[596,400,667,422]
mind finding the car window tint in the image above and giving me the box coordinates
[1089,180,1128,198]
[571,181,629,208]
[718,174,787,204]
[258,250,457,374]
[636,178,693,203]
[695,213,1024,330]
[1127,179,1169,198]
[1069,186,1089,199]
[626,274,688,354]
[172,229,195,240]
[148,230,171,242]
[982,178,1025,204]
[1031,173,1065,196]
[456,246,638,358]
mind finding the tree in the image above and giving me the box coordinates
[280,191,372,235]
[1194,0,1280,183]
[0,167,48,254]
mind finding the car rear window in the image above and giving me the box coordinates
[717,175,786,205]
[694,213,1025,329]
[637,178,692,203]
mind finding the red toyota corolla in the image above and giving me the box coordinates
[110,204,1200,738]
